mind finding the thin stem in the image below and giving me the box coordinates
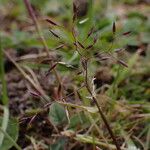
[23,0,62,91]
[84,61,121,150]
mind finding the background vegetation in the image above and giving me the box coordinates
[0,0,150,149]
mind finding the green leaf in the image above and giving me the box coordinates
[0,117,19,150]
[0,37,8,105]
[50,138,67,150]
[68,112,90,130]
[49,102,68,126]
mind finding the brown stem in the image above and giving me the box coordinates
[84,61,121,150]
[23,0,73,125]
[23,0,64,96]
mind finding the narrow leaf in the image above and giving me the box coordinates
[0,37,8,105]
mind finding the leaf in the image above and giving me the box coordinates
[50,138,67,150]
[0,117,19,150]
[0,37,8,105]
[49,102,68,126]
[68,112,90,129]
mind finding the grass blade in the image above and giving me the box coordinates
[0,36,8,105]
[0,106,9,147]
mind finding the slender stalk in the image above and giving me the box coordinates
[23,0,62,88]
[84,60,121,150]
